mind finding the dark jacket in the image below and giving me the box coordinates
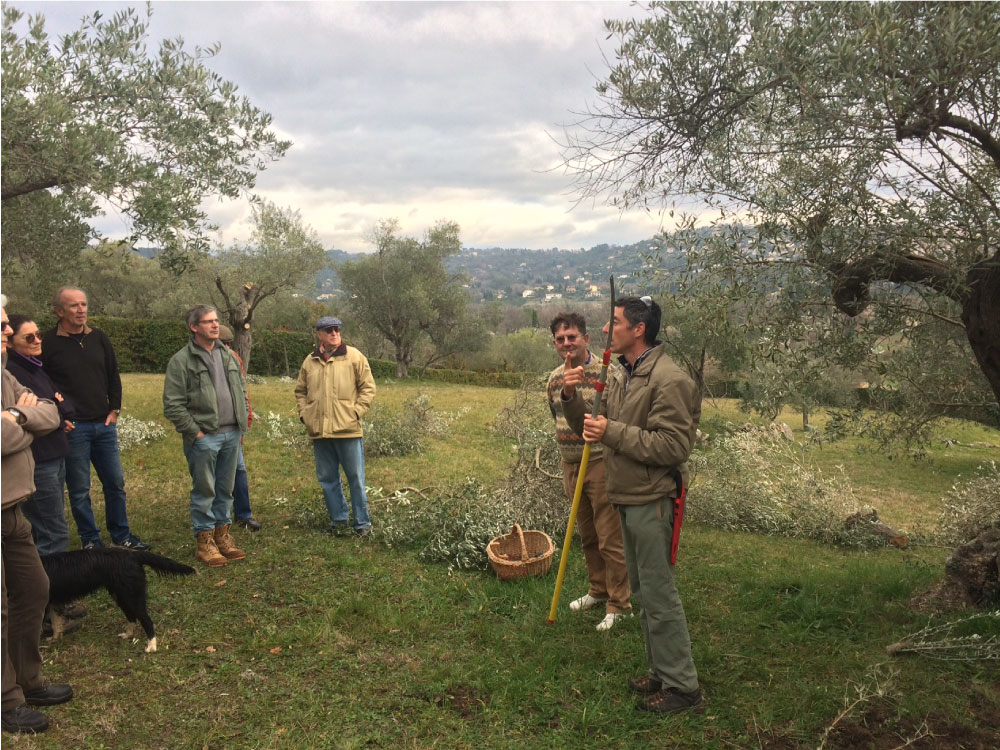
[5,351,74,463]
[564,345,701,506]
[42,324,122,421]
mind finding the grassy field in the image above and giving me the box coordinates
[8,375,999,749]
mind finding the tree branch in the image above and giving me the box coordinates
[215,276,234,312]
[1,175,70,201]
[832,254,959,316]
[938,112,1000,169]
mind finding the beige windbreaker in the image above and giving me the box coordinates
[294,346,376,439]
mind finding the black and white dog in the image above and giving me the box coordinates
[41,548,195,653]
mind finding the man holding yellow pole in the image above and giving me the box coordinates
[562,295,703,715]
[546,312,631,631]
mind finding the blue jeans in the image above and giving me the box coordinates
[183,431,241,534]
[65,421,131,545]
[20,458,70,556]
[232,446,253,522]
[312,438,371,530]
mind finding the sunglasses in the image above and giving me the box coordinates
[20,332,41,343]
[322,326,341,334]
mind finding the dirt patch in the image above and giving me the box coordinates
[436,684,488,719]
[825,702,1000,749]
[756,728,801,749]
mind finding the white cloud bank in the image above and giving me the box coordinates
[19,1,682,252]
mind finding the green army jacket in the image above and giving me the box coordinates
[163,339,248,443]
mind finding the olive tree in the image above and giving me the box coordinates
[563,2,1000,442]
[1,3,289,295]
[211,201,326,371]
[338,219,481,378]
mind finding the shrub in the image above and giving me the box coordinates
[936,462,1000,545]
[116,414,166,451]
[688,425,888,548]
[378,382,569,571]
[377,475,568,572]
[259,411,308,448]
[363,393,467,458]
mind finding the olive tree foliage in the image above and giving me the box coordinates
[0,2,290,299]
[563,2,1000,447]
[210,201,325,371]
[338,219,484,378]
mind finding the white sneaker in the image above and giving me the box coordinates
[595,612,631,632]
[569,594,607,612]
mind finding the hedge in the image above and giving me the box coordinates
[29,316,314,377]
[31,316,539,385]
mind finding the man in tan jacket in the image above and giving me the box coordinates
[562,295,703,716]
[294,316,376,536]
[2,298,73,735]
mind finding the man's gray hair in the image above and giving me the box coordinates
[0,293,7,308]
[52,286,86,311]
[186,304,217,330]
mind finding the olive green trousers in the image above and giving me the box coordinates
[619,498,699,692]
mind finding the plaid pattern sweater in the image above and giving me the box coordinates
[546,353,606,464]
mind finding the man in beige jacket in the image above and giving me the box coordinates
[294,316,376,536]
[2,298,73,735]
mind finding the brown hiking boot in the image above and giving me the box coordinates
[196,530,227,567]
[628,675,663,695]
[636,686,704,715]
[214,524,246,560]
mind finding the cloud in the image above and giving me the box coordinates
[19,1,662,253]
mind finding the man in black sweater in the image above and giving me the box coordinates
[41,287,149,551]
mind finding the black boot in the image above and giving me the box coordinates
[1,705,50,734]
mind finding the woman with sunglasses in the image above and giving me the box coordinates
[5,315,76,558]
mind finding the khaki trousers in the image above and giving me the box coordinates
[561,459,631,614]
[620,498,699,692]
[2,504,49,710]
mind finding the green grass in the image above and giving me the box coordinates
[8,377,999,749]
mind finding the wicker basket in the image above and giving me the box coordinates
[487,523,555,581]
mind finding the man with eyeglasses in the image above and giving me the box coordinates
[41,286,150,551]
[163,305,249,567]
[294,316,376,536]
[561,296,704,716]
[546,312,631,632]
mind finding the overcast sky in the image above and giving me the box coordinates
[19,0,668,254]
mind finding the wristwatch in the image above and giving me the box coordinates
[7,407,25,424]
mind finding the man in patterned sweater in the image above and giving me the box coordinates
[545,312,631,631]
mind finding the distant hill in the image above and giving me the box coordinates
[135,238,691,305]
[443,238,688,304]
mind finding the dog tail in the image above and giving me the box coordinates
[135,551,196,577]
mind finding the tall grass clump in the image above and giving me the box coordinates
[936,461,1000,545]
[689,425,889,547]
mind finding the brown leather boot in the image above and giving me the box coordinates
[196,529,227,567]
[214,524,246,561]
